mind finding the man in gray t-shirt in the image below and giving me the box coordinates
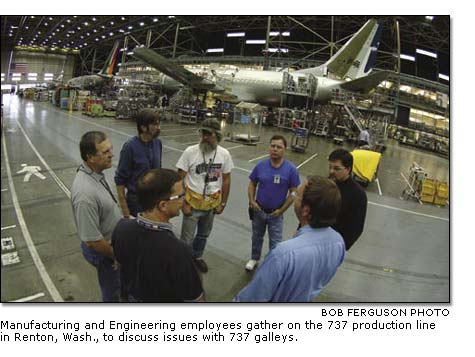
[71,131,121,302]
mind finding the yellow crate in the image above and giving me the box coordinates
[420,193,435,203]
[436,181,449,199]
[433,196,448,206]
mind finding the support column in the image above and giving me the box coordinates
[172,23,180,58]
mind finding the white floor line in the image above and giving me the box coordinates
[226,145,245,150]
[2,129,63,302]
[15,119,71,199]
[42,105,448,221]
[367,201,448,221]
[9,292,45,302]
[248,153,269,162]
[375,178,383,196]
[296,153,318,169]
[1,225,16,231]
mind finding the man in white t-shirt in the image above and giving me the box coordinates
[176,118,234,273]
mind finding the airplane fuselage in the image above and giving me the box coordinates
[157,68,343,106]
[67,75,110,90]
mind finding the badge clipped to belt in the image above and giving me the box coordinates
[273,174,281,184]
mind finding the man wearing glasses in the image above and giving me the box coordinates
[328,149,368,250]
[112,169,204,302]
[176,118,234,273]
[115,108,163,218]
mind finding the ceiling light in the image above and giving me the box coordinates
[110,21,114,25]
[206,48,224,53]
[425,16,434,21]
[227,32,245,37]
[399,54,415,62]
[140,22,144,26]
[246,39,266,44]
[416,48,437,59]
[128,26,133,29]
[153,18,158,22]
[438,73,449,81]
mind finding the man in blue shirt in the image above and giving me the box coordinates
[234,176,345,302]
[246,135,300,271]
[115,108,162,217]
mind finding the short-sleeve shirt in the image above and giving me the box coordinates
[176,144,234,201]
[112,215,203,302]
[249,159,300,210]
[114,136,163,194]
[234,225,345,302]
[71,164,122,242]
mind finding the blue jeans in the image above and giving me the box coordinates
[81,242,120,302]
[181,209,215,259]
[251,210,284,260]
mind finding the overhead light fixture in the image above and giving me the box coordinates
[128,26,133,30]
[269,31,280,36]
[438,73,449,81]
[399,54,415,62]
[153,18,158,22]
[246,39,266,44]
[168,16,175,19]
[425,16,434,21]
[416,48,437,59]
[127,52,134,55]
[206,48,224,53]
[268,48,289,53]
[227,32,245,37]
[140,22,144,26]
[281,31,290,36]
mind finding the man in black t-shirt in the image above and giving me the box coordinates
[112,169,203,302]
[328,149,368,250]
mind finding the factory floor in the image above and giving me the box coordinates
[1,94,449,303]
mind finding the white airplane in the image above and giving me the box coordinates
[67,40,120,90]
[132,19,390,106]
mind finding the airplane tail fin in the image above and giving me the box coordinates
[297,19,382,80]
[99,40,120,76]
[326,19,382,80]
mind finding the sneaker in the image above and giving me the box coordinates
[245,259,258,271]
[194,258,208,273]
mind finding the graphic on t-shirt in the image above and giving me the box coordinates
[195,163,222,182]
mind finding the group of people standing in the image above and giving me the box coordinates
[70,108,367,303]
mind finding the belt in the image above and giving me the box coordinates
[257,202,277,214]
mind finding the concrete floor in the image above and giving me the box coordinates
[1,94,449,302]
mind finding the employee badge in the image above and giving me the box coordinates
[273,174,281,184]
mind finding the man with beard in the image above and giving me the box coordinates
[328,149,367,250]
[176,118,234,273]
[234,176,345,302]
[115,108,163,217]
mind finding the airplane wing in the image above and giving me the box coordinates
[340,70,391,92]
[132,47,216,92]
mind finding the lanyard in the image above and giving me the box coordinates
[202,149,217,197]
[77,165,118,204]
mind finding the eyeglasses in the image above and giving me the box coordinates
[165,192,186,201]
[329,165,347,171]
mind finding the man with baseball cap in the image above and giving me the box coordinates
[176,118,234,273]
